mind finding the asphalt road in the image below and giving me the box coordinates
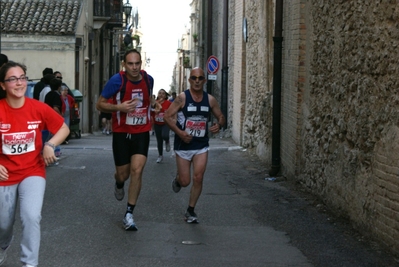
[3,133,398,267]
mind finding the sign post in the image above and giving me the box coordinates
[207,55,220,80]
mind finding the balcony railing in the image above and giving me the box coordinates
[94,0,123,27]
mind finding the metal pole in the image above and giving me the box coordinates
[221,0,228,128]
[206,0,213,95]
[269,0,283,176]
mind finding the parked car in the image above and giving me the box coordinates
[25,80,37,98]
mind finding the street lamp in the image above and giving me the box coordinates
[123,0,132,27]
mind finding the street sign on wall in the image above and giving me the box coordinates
[207,55,220,74]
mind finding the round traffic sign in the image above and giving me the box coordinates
[207,55,220,74]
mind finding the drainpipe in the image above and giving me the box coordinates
[221,0,228,127]
[206,0,213,96]
[269,0,283,176]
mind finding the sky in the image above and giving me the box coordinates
[132,1,192,95]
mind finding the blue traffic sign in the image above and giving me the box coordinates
[207,55,220,74]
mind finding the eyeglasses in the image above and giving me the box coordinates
[56,76,63,80]
[4,76,29,83]
[189,76,205,81]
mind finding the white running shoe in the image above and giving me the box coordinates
[156,156,163,163]
[123,213,138,231]
[184,211,198,224]
[22,264,36,267]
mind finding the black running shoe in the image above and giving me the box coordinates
[172,178,181,193]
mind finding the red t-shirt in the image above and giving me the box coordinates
[0,98,64,185]
[111,73,152,133]
[153,100,172,125]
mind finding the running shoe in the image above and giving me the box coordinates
[114,183,124,201]
[0,237,12,266]
[156,156,163,163]
[172,178,181,193]
[165,142,171,152]
[22,264,36,267]
[123,213,138,231]
[184,211,198,223]
[0,248,7,265]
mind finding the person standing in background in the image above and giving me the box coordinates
[152,89,172,163]
[0,54,8,66]
[100,111,112,135]
[60,85,75,144]
[33,68,53,100]
[54,71,75,100]
[0,54,9,100]
[38,74,55,103]
[44,78,63,158]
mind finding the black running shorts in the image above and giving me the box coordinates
[100,112,112,120]
[112,132,150,166]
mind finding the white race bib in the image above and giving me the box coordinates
[126,108,147,125]
[155,112,165,122]
[185,117,207,137]
[2,130,36,155]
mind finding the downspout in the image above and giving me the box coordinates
[221,0,228,127]
[206,0,213,95]
[269,0,283,176]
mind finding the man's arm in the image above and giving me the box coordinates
[164,92,192,144]
[164,93,183,131]
[96,96,118,113]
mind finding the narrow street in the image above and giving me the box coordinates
[3,133,398,267]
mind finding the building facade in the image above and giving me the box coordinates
[186,0,399,256]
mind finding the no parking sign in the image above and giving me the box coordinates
[207,55,220,74]
[207,55,220,80]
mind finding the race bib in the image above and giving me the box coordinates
[126,108,147,125]
[2,130,36,155]
[185,118,207,137]
[155,112,165,123]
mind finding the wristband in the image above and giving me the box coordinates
[45,142,55,150]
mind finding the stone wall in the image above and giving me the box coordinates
[213,0,399,255]
[298,1,399,254]
[239,0,274,162]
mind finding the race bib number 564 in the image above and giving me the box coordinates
[2,130,36,155]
